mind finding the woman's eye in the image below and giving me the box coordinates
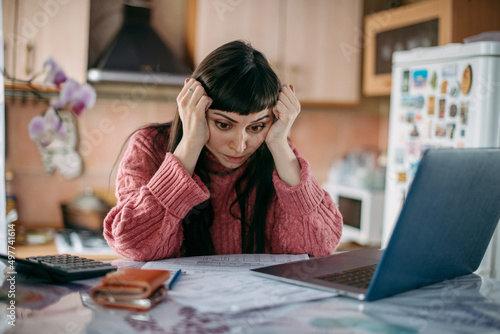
[249,125,265,133]
[215,121,230,130]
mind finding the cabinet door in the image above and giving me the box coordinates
[194,0,281,73]
[283,0,362,105]
[2,0,89,86]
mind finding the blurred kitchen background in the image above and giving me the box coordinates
[2,0,499,254]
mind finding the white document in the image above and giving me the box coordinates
[142,254,337,313]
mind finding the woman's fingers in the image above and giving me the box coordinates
[278,85,300,111]
[178,79,211,114]
[274,85,300,121]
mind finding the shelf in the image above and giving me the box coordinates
[4,83,59,100]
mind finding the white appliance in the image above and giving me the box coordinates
[383,42,500,280]
[324,183,384,246]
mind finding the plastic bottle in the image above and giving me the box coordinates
[5,170,24,244]
[5,170,17,213]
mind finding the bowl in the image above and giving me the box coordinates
[61,189,111,232]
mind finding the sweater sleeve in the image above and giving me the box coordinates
[103,130,210,261]
[269,145,343,257]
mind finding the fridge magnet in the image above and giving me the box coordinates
[447,123,456,139]
[449,104,457,117]
[412,69,428,88]
[456,142,465,149]
[410,124,419,137]
[397,172,407,183]
[401,95,414,107]
[435,124,446,137]
[441,80,448,94]
[402,70,410,93]
[430,71,437,89]
[460,102,469,125]
[414,111,422,122]
[414,96,424,109]
[447,81,460,97]
[427,96,435,115]
[406,111,415,123]
[460,129,466,137]
[438,99,446,118]
[461,65,472,95]
[442,63,457,78]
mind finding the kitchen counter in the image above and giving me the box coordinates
[14,241,122,261]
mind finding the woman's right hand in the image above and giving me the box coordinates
[177,78,213,151]
[173,78,212,175]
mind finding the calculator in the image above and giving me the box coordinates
[0,254,117,283]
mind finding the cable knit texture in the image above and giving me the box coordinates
[104,126,343,261]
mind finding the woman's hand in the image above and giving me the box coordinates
[265,84,301,147]
[173,78,212,175]
[265,84,302,187]
[177,78,213,151]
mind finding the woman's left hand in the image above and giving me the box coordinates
[265,84,301,147]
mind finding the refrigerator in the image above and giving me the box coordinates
[383,41,500,280]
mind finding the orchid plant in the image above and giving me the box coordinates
[28,58,96,147]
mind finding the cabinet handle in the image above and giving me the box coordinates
[4,42,8,77]
[25,42,33,77]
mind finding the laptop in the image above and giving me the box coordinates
[251,148,500,301]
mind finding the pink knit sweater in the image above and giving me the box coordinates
[104,126,343,261]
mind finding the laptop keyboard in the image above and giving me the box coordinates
[315,264,377,289]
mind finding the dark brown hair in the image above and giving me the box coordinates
[150,40,280,256]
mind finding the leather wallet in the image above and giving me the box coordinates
[90,268,171,310]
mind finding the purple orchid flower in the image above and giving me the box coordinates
[28,58,97,149]
[68,83,96,116]
[28,108,68,147]
[43,57,67,88]
[51,79,96,116]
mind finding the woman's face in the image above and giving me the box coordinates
[205,108,274,169]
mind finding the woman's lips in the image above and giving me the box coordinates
[223,154,246,163]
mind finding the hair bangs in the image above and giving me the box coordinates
[209,69,279,114]
[194,41,281,115]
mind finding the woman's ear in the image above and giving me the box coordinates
[272,107,279,122]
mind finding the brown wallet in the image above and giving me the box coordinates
[90,269,171,310]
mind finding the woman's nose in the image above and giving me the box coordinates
[230,131,247,153]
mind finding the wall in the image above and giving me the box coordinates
[291,99,389,185]
[6,96,177,228]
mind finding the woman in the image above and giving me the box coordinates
[104,40,342,261]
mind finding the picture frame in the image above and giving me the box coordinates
[363,0,500,97]
[363,0,450,96]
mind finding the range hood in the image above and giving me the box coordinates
[87,1,191,86]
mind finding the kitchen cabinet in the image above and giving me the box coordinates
[2,0,90,88]
[194,0,362,107]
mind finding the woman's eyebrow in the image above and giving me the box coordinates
[212,113,270,123]
[251,115,270,123]
[213,112,238,123]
